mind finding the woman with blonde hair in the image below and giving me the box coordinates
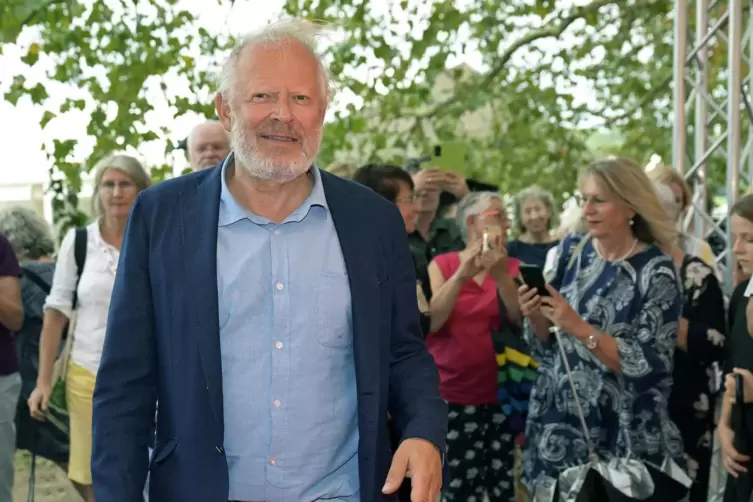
[27,154,150,502]
[517,157,686,500]
[646,164,718,274]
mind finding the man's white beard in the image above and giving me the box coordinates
[231,116,318,183]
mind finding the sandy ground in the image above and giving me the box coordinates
[13,451,80,502]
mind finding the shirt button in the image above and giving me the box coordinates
[276,282,284,291]
[273,400,281,408]
[270,458,276,465]
[275,341,283,349]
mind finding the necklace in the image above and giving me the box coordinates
[594,238,638,263]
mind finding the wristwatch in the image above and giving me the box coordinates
[584,330,601,350]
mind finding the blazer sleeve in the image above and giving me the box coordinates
[385,206,448,454]
[92,193,157,502]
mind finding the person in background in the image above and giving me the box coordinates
[27,154,150,502]
[646,164,719,277]
[186,121,230,171]
[718,195,753,501]
[352,163,427,502]
[653,182,726,502]
[326,160,358,179]
[0,207,85,491]
[507,186,559,268]
[518,158,685,500]
[0,230,23,502]
[352,163,429,335]
[427,191,521,502]
[409,168,466,284]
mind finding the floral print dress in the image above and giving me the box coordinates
[522,233,686,500]
[668,255,726,502]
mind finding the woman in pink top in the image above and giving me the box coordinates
[427,192,521,502]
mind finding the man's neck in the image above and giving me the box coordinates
[414,213,435,239]
[228,163,313,224]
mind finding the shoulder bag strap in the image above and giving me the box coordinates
[20,267,51,295]
[565,234,590,273]
[72,227,87,309]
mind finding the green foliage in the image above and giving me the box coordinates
[284,0,689,206]
[2,0,232,235]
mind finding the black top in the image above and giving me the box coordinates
[669,255,726,409]
[724,279,753,501]
[506,239,559,269]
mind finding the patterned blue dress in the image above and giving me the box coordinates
[522,233,686,497]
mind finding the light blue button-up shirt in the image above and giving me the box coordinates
[217,154,360,501]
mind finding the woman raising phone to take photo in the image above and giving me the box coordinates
[426,191,522,502]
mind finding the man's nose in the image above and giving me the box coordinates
[272,99,293,122]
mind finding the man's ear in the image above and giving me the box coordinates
[215,93,232,132]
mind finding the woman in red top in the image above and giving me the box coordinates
[427,191,521,502]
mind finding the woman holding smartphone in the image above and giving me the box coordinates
[517,158,686,501]
[427,191,521,502]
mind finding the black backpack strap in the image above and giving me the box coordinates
[20,267,51,295]
[72,227,87,309]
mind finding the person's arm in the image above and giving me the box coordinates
[497,274,521,326]
[0,235,22,331]
[573,260,683,392]
[426,260,463,333]
[92,194,157,501]
[386,208,447,454]
[37,230,79,390]
[525,235,578,344]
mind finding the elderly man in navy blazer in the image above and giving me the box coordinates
[91,18,446,502]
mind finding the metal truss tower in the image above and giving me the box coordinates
[672,0,752,293]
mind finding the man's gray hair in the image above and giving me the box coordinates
[455,191,504,242]
[217,19,334,104]
[0,207,55,261]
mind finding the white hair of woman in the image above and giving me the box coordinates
[455,191,505,242]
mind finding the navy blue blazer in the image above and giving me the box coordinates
[91,164,447,502]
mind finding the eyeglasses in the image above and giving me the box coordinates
[100,180,136,192]
[395,197,415,205]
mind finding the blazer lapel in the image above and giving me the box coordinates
[320,172,381,396]
[179,167,224,435]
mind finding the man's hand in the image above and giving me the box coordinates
[382,438,442,502]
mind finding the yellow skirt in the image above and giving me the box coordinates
[65,362,96,485]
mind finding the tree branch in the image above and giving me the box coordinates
[412,0,628,121]
[17,0,69,29]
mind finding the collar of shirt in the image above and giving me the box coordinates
[745,278,753,298]
[218,151,328,227]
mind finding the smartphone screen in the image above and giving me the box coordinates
[519,264,551,296]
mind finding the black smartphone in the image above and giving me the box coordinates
[519,264,551,297]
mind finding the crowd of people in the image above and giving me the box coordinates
[0,16,752,502]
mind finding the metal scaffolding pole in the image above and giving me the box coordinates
[672,0,750,294]
[673,2,751,501]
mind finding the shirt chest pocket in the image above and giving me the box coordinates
[316,273,353,348]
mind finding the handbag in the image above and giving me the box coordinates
[537,328,693,502]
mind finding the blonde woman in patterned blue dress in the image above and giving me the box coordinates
[516,158,686,501]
